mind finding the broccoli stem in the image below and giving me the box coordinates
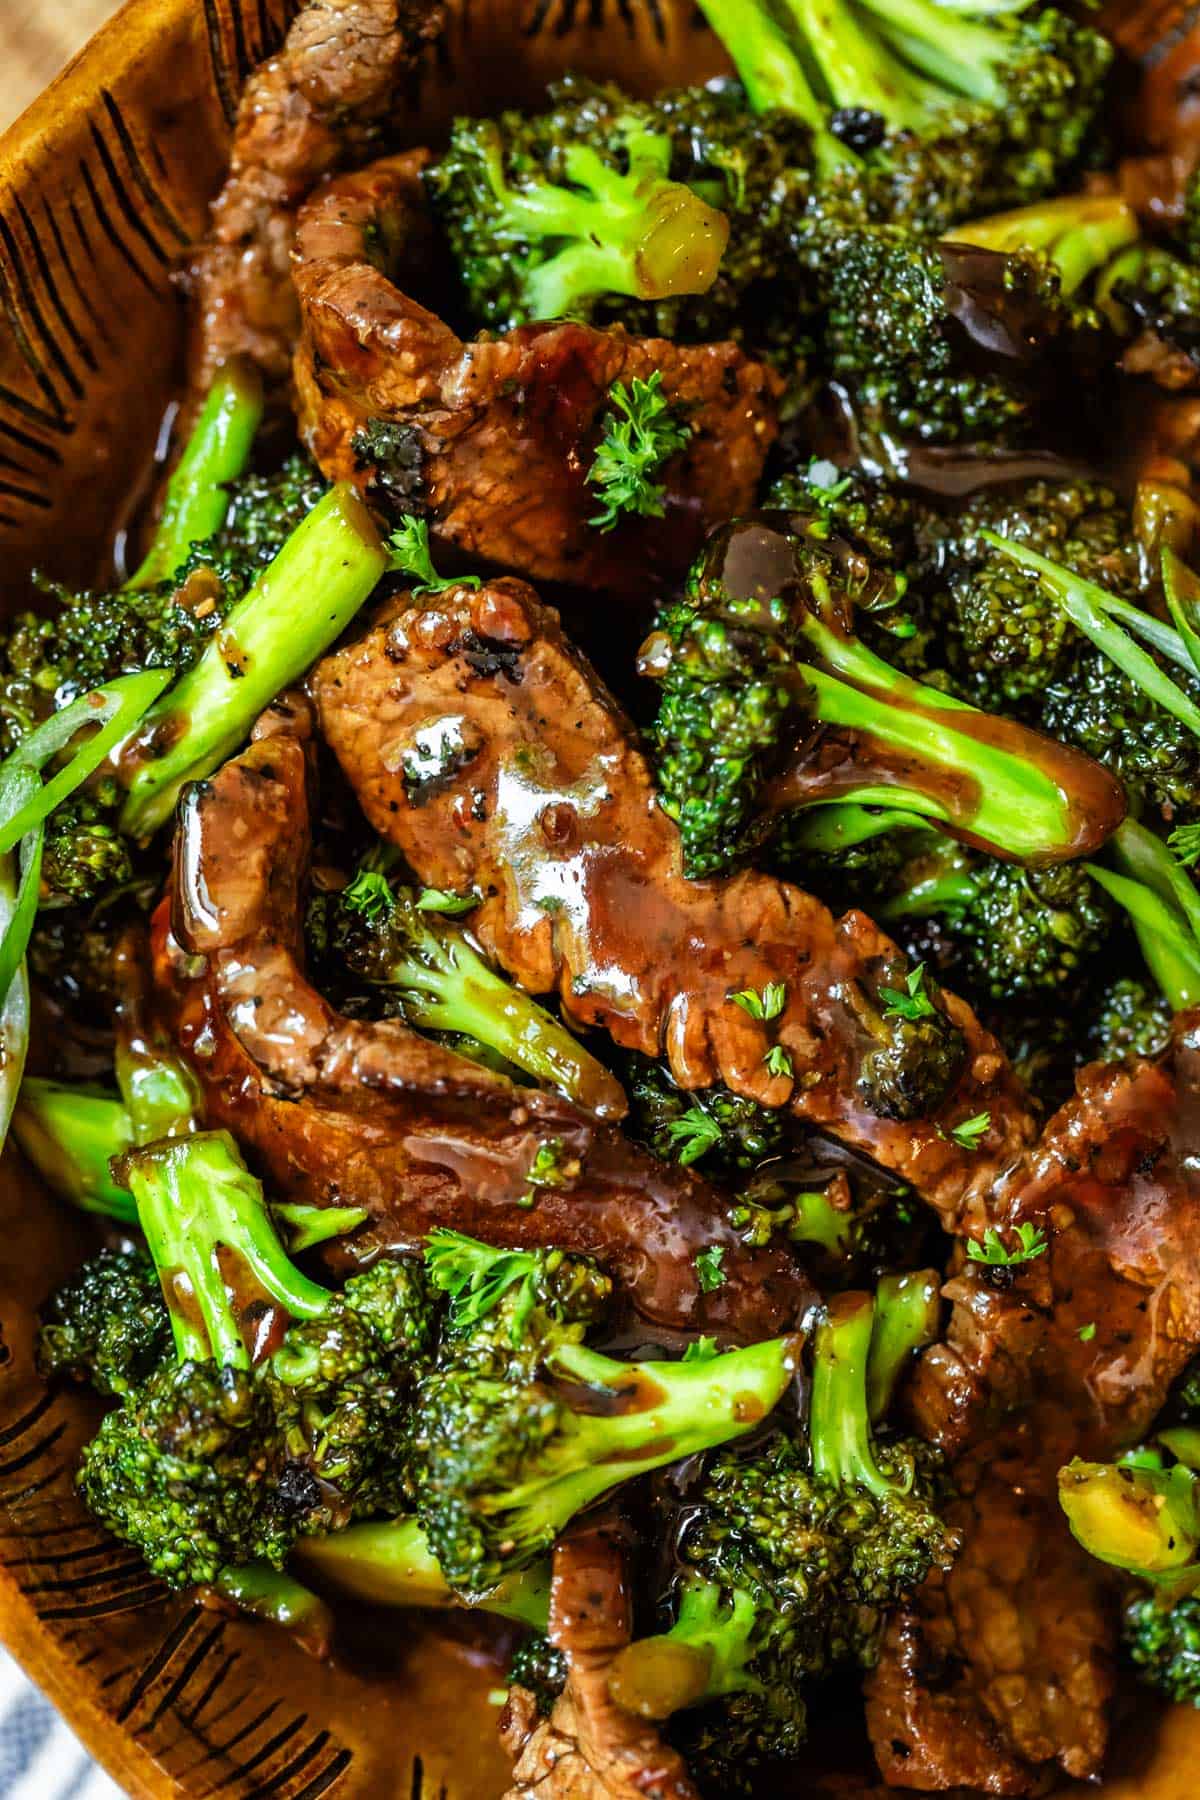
[128,361,264,590]
[867,1271,940,1423]
[782,803,933,856]
[694,0,852,172]
[491,1335,797,1554]
[948,195,1139,294]
[214,1562,334,1657]
[796,613,1097,861]
[521,144,729,317]
[295,1515,551,1625]
[118,483,387,839]
[607,1580,761,1720]
[123,1130,329,1367]
[373,891,621,1116]
[853,0,1010,103]
[878,851,978,920]
[781,0,938,129]
[12,1080,136,1222]
[809,1292,897,1501]
[1059,1455,1200,1581]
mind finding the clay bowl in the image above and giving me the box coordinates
[0,0,1197,1793]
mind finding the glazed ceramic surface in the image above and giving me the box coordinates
[0,1,1197,1793]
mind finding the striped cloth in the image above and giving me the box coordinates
[0,1650,123,1799]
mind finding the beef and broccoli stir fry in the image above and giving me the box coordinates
[14,0,1200,1792]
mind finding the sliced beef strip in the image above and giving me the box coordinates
[868,1030,1200,1792]
[311,577,1037,1232]
[188,0,444,388]
[289,156,783,590]
[911,1031,1200,1462]
[149,717,813,1343]
[501,1519,699,1800]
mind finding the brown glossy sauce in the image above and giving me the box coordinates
[708,514,1127,863]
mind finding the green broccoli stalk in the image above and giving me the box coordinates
[792,814,1113,1000]
[296,1512,551,1625]
[121,1130,331,1369]
[1061,1436,1200,1708]
[117,482,388,838]
[12,1079,136,1221]
[429,109,730,328]
[696,0,1112,211]
[212,1562,335,1659]
[416,1333,797,1600]
[867,1270,941,1422]
[412,1233,796,1598]
[604,1282,952,1784]
[1059,1450,1200,1584]
[947,192,1139,294]
[647,516,1124,878]
[1085,820,1200,1013]
[327,870,624,1117]
[127,360,264,590]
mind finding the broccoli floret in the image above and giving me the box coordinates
[851,955,967,1124]
[1101,243,1200,384]
[36,1249,169,1397]
[52,1109,437,1587]
[411,1233,797,1599]
[509,1634,567,1716]
[428,89,731,331]
[1088,977,1174,1065]
[623,1053,788,1174]
[607,1284,954,1790]
[1123,1591,1200,1707]
[321,868,624,1117]
[209,454,329,568]
[79,1358,295,1587]
[1042,657,1200,820]
[350,419,426,520]
[698,0,1111,229]
[1060,1444,1200,1710]
[38,783,132,908]
[425,1229,613,1380]
[905,480,1146,710]
[644,512,1122,881]
[879,837,1113,1000]
[429,76,813,349]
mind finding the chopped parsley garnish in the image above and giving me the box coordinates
[587,373,693,532]
[665,1108,724,1167]
[947,1111,991,1151]
[1168,821,1200,868]
[342,868,395,924]
[966,1222,1048,1268]
[730,981,787,1022]
[694,1245,727,1293]
[389,514,482,596]
[879,963,936,1023]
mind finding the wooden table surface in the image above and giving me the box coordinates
[0,0,123,131]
